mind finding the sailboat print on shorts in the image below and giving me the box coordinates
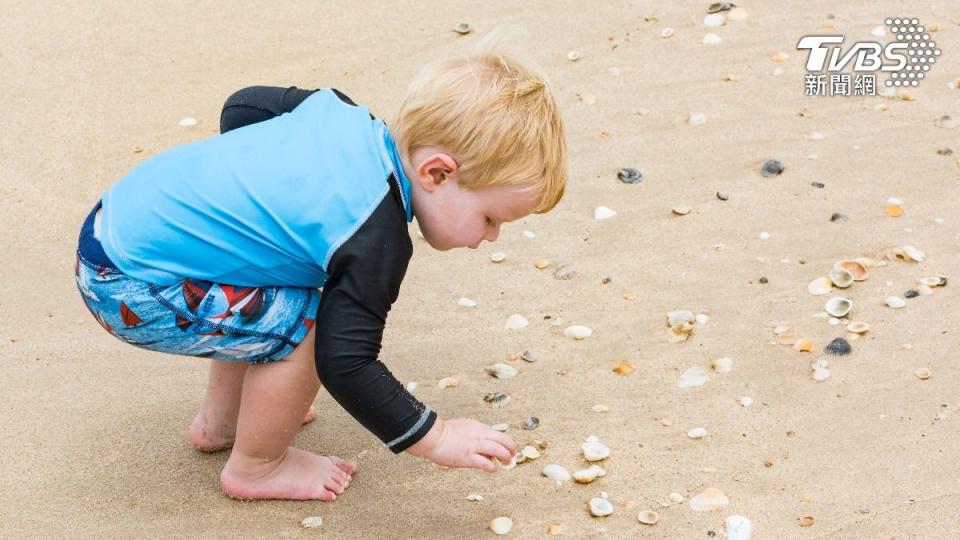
[176,279,266,336]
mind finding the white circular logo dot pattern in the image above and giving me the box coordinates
[884,17,940,87]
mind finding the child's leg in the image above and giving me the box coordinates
[219,326,357,501]
[188,359,318,452]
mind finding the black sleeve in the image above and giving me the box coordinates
[219,86,371,134]
[314,177,436,453]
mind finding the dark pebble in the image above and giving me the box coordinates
[830,212,848,223]
[707,2,735,14]
[904,289,919,299]
[617,167,643,184]
[811,181,825,188]
[759,277,768,284]
[937,147,954,156]
[825,337,852,356]
[601,277,612,284]
[761,159,785,177]
[716,191,729,201]
[522,416,540,430]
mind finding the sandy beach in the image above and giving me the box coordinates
[2,1,959,537]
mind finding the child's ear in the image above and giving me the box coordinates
[417,153,458,190]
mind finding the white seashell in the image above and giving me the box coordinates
[491,423,509,432]
[688,112,708,126]
[670,492,685,503]
[689,487,730,512]
[702,33,722,45]
[687,427,708,439]
[667,310,696,327]
[808,277,832,295]
[919,276,947,287]
[696,313,710,325]
[466,494,484,501]
[457,297,477,307]
[594,206,617,220]
[710,357,733,373]
[825,297,853,318]
[738,396,753,407]
[581,440,610,461]
[496,454,517,470]
[678,367,709,388]
[886,296,906,309]
[828,318,841,326]
[522,229,536,238]
[489,517,513,535]
[505,314,529,329]
[806,131,826,140]
[870,25,886,37]
[589,497,614,517]
[846,321,870,333]
[915,368,931,380]
[887,196,904,205]
[301,516,323,529]
[811,358,829,370]
[485,363,519,379]
[405,381,418,392]
[903,245,925,262]
[812,367,831,381]
[437,377,458,389]
[573,465,606,484]
[828,268,854,288]
[592,404,609,413]
[567,50,582,61]
[660,27,675,38]
[727,7,749,20]
[542,464,571,482]
[178,116,197,126]
[725,515,753,540]
[638,510,660,525]
[521,445,541,460]
[759,231,770,240]
[704,13,726,27]
[564,325,593,340]
[491,252,506,263]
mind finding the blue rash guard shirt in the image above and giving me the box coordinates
[97,87,435,453]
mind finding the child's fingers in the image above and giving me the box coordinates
[468,453,497,472]
[487,431,517,453]
[477,439,514,463]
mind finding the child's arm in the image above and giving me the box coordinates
[219,86,364,134]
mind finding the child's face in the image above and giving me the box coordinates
[407,147,539,251]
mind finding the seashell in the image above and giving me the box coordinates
[573,465,606,483]
[935,115,958,129]
[581,440,610,461]
[885,204,903,217]
[491,423,509,432]
[670,492,685,503]
[696,313,710,325]
[522,230,535,238]
[761,159,785,177]
[687,427,708,439]
[547,523,561,535]
[301,516,323,529]
[702,33,722,45]
[612,360,634,375]
[437,377,459,389]
[485,363,518,379]
[466,494,484,501]
[792,340,815,352]
[903,245,925,262]
[505,314,529,330]
[738,396,753,407]
[521,350,536,363]
[484,391,512,408]
[773,325,796,344]
[489,517,513,535]
[846,321,869,333]
[825,296,853,317]
[567,50,582,61]
[406,381,418,392]
[835,260,869,281]
[660,27,675,39]
[453,23,472,35]
[542,464,571,482]
[725,515,753,540]
[828,268,854,288]
[806,131,826,141]
[457,297,477,307]
[534,259,551,270]
[589,497,614,517]
[617,167,643,184]
[915,368,931,380]
[688,112,707,126]
[564,325,593,340]
[920,275,947,287]
[799,515,815,527]
[704,13,726,27]
[638,510,660,525]
[828,318,841,326]
[723,73,739,82]
[854,256,884,268]
[710,357,733,373]
[825,337,851,356]
[490,252,506,263]
[667,310,696,327]
[178,116,197,126]
[759,231,771,240]
[594,206,617,220]
[771,51,789,63]
[496,454,517,470]
[886,296,906,309]
[690,487,730,512]
[716,191,730,201]
[592,404,609,413]
[521,445,541,460]
[812,367,831,381]
[522,416,540,430]
[870,25,886,37]
[808,277,832,295]
[678,366,709,388]
[707,2,736,13]
[672,205,692,215]
[554,263,577,280]
[884,247,908,261]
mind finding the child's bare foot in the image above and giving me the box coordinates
[220,447,357,501]
[190,406,318,452]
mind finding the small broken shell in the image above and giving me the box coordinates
[466,494,484,501]
[903,245,925,262]
[660,27,675,39]
[521,445,541,460]
[489,516,513,535]
[915,368,931,380]
[667,310,696,327]
[812,367,831,381]
[808,277,832,295]
[457,297,477,307]
[671,205,692,216]
[589,497,614,517]
[920,275,948,288]
[835,260,869,281]
[612,360,634,375]
[638,510,660,525]
[846,321,870,334]
[505,314,529,330]
[522,416,540,430]
[301,516,323,529]
[884,247,908,262]
[678,366,710,388]
[573,465,606,484]
[725,515,753,540]
[437,377,459,389]
[553,263,577,280]
[710,356,733,373]
[485,363,519,379]
[491,423,509,432]
[533,259,551,270]
[581,440,610,461]
[687,427,708,439]
[566,50,582,61]
[542,464,571,482]
[689,487,730,512]
[484,391,512,408]
[886,296,906,309]
[792,339,815,352]
[594,206,617,220]
[825,296,853,318]
[564,325,593,340]
[453,23,472,35]
[828,268,854,289]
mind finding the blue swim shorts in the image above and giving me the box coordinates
[74,202,320,363]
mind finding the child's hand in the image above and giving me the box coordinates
[407,417,516,472]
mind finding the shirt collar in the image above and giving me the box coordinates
[377,122,415,222]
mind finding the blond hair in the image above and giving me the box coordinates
[391,52,567,214]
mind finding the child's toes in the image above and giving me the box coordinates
[330,456,357,475]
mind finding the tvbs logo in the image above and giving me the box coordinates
[797,18,940,90]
